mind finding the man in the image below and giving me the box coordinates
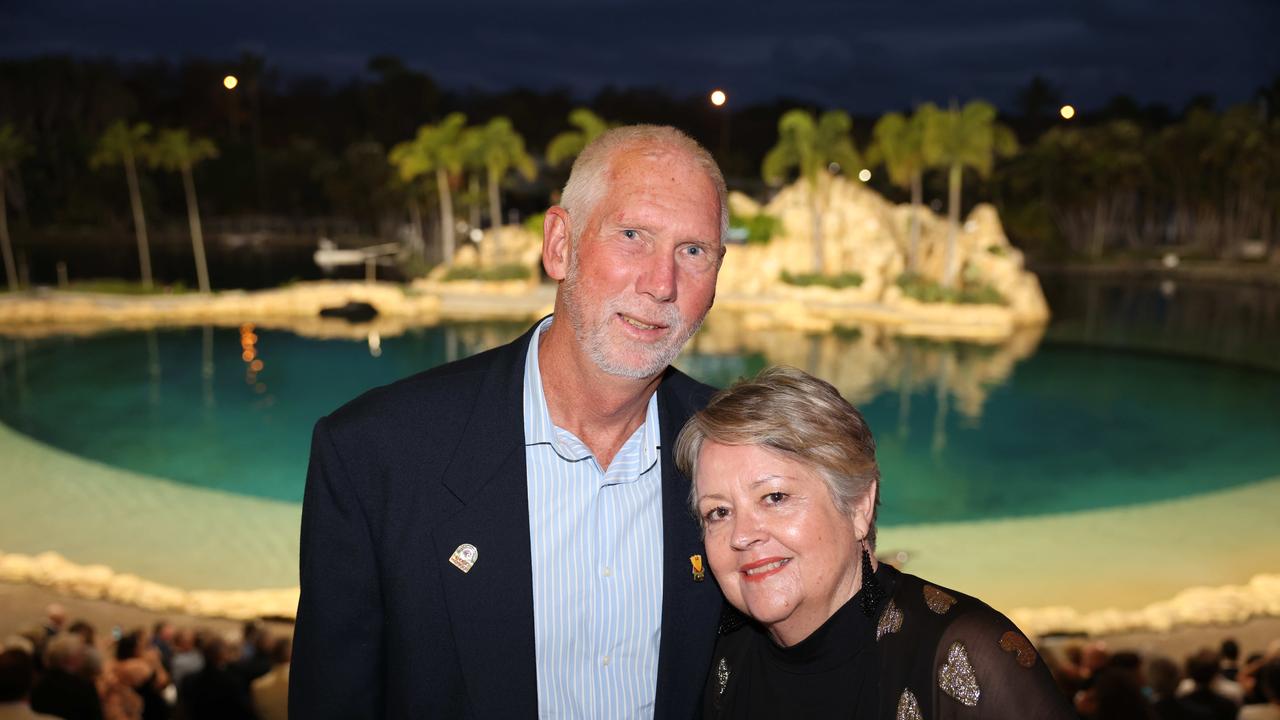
[290,125,728,717]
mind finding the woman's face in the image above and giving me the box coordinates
[695,441,870,646]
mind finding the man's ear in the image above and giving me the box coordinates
[543,207,572,281]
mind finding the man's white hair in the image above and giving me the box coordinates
[558,125,729,244]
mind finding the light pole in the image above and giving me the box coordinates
[709,88,730,164]
[224,74,240,140]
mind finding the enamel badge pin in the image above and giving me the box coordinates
[449,543,478,573]
[690,554,705,582]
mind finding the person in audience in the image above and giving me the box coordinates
[1223,640,1242,682]
[147,625,173,676]
[112,631,168,720]
[230,629,271,690]
[1183,649,1242,720]
[167,631,202,689]
[1148,655,1202,720]
[1242,660,1280,720]
[250,637,290,720]
[41,608,65,641]
[0,648,57,720]
[30,634,103,720]
[1091,663,1156,720]
[177,636,255,720]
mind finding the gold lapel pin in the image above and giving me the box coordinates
[690,554,705,582]
[449,543,479,573]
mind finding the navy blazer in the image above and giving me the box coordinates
[290,321,723,718]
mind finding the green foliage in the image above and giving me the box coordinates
[89,121,151,169]
[762,109,862,186]
[442,263,533,281]
[729,210,782,245]
[867,111,927,190]
[895,272,1007,305]
[921,101,1019,178]
[546,108,613,167]
[388,113,468,183]
[145,129,218,171]
[779,270,864,289]
[523,212,547,235]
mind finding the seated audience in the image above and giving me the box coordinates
[1183,649,1244,720]
[30,634,103,720]
[0,648,57,720]
[250,637,290,720]
[177,636,255,720]
[1242,660,1280,720]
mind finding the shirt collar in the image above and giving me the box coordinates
[523,315,661,476]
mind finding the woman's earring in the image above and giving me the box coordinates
[857,541,884,618]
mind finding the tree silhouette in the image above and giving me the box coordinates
[389,113,467,264]
[147,129,219,293]
[868,109,929,272]
[922,101,1018,287]
[762,109,862,274]
[90,121,155,288]
[0,124,33,292]
[545,108,612,168]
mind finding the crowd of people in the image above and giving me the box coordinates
[1044,637,1280,720]
[0,604,289,720]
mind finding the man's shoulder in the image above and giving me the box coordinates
[659,365,717,416]
[321,335,523,437]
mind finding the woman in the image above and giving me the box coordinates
[675,366,1075,719]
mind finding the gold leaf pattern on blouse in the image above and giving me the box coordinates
[877,598,903,641]
[896,688,922,720]
[939,641,981,707]
[923,584,957,615]
[999,630,1037,668]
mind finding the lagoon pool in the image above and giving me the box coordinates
[3,315,1278,527]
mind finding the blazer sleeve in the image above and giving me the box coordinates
[289,417,385,718]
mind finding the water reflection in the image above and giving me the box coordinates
[686,313,1045,427]
[1041,271,1280,370]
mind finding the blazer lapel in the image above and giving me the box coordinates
[433,324,539,717]
[653,374,724,720]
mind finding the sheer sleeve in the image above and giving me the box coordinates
[931,604,1076,720]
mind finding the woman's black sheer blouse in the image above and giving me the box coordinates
[703,563,1076,719]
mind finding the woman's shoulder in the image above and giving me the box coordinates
[879,566,1075,718]
[881,566,1022,647]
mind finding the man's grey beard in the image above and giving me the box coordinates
[560,249,706,380]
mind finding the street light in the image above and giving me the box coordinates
[709,89,727,107]
[223,75,239,90]
[1059,104,1076,120]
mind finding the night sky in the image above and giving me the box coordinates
[4,0,1277,113]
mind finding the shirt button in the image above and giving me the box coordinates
[602,566,612,577]
[602,656,611,667]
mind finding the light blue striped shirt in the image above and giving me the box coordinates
[524,316,665,719]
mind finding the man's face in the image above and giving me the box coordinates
[559,147,723,379]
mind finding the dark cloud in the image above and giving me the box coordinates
[3,0,1275,112]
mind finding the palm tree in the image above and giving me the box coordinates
[867,110,928,272]
[476,117,536,229]
[389,113,467,264]
[922,101,1018,288]
[762,109,862,274]
[545,108,612,167]
[0,123,33,292]
[90,121,155,289]
[147,129,219,293]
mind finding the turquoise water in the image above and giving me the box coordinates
[2,321,1278,525]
